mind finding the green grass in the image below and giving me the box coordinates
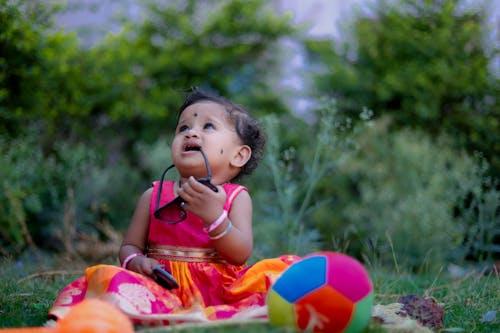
[0,251,498,332]
[371,269,499,332]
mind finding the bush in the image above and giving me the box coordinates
[327,117,495,271]
[0,134,97,253]
[0,135,46,252]
[305,0,500,176]
[0,132,167,256]
[251,98,370,259]
[454,155,500,262]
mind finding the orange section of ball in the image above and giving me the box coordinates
[295,285,354,332]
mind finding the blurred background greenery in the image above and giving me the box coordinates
[1,0,498,273]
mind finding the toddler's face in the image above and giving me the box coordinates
[171,101,243,182]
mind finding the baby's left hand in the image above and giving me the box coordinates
[178,176,226,223]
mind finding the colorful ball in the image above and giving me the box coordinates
[267,251,374,333]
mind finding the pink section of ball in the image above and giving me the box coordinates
[320,252,373,302]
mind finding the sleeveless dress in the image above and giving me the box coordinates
[49,181,299,325]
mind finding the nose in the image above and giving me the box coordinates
[184,127,199,138]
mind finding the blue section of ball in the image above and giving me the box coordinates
[272,255,327,302]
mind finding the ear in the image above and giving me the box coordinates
[230,145,251,168]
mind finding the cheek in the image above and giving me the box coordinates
[172,135,183,146]
[171,138,182,154]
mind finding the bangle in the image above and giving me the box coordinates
[209,220,232,240]
[203,210,228,233]
[122,253,144,269]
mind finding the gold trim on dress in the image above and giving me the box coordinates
[147,245,226,263]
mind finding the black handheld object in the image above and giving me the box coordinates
[153,266,179,290]
[154,148,218,224]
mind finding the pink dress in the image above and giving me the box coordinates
[49,181,299,325]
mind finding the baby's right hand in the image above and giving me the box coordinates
[127,255,160,278]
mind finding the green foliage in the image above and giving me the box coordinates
[454,156,500,262]
[0,135,51,251]
[0,132,163,253]
[72,158,144,232]
[0,0,84,137]
[302,0,500,269]
[252,114,321,258]
[57,0,294,143]
[305,0,500,175]
[0,133,99,252]
[323,118,494,271]
[251,98,370,258]
[2,0,295,145]
[0,0,50,123]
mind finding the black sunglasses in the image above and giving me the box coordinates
[154,148,218,224]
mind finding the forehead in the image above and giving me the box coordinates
[178,101,229,121]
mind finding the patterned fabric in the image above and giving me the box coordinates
[49,181,299,325]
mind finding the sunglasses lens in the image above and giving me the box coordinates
[154,198,186,224]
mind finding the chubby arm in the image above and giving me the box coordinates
[118,188,160,277]
[211,189,253,265]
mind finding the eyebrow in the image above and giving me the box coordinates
[177,113,225,128]
[203,115,224,126]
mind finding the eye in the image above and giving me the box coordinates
[204,122,215,130]
[178,125,189,133]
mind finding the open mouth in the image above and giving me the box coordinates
[184,144,201,152]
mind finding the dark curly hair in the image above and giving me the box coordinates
[178,87,266,181]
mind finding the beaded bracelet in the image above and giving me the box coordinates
[122,253,144,269]
[208,220,233,240]
[203,210,228,234]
